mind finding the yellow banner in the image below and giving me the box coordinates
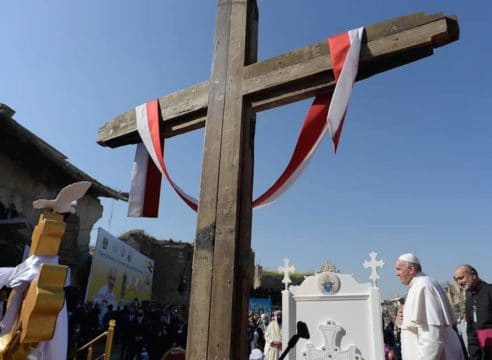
[85,228,154,307]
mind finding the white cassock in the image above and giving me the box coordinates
[93,284,117,308]
[401,273,464,360]
[264,320,281,360]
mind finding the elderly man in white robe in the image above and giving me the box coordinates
[396,253,464,360]
[264,310,282,360]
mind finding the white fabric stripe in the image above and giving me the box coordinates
[136,104,164,174]
[128,143,150,217]
[326,27,363,142]
[135,103,198,206]
[168,176,198,205]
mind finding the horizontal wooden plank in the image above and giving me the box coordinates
[97,12,458,148]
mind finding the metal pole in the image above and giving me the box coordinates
[86,346,93,360]
[104,320,116,359]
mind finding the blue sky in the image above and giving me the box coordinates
[1,1,490,299]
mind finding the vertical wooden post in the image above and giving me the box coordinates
[186,0,258,359]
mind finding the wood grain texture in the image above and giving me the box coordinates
[185,0,231,357]
[97,12,458,147]
[186,1,257,359]
[206,1,256,357]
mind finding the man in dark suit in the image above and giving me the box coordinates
[119,305,137,360]
[454,264,492,360]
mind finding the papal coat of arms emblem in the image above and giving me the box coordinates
[318,272,341,294]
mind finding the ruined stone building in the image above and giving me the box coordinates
[0,103,126,291]
[118,230,193,307]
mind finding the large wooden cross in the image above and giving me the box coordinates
[97,2,458,359]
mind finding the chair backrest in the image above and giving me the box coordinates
[161,347,186,360]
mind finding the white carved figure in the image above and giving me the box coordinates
[363,251,384,288]
[33,181,92,214]
[278,257,295,290]
[303,320,361,360]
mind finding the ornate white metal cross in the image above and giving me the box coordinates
[303,320,361,360]
[363,251,384,288]
[278,257,295,290]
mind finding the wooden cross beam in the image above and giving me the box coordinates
[96,2,459,359]
[97,12,458,148]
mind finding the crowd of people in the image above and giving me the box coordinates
[69,254,491,360]
[68,299,188,360]
[1,251,490,360]
[69,300,287,360]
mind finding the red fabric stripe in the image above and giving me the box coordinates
[328,32,350,80]
[142,155,161,217]
[179,193,198,211]
[152,31,356,210]
[253,94,331,206]
[156,90,332,209]
[328,32,351,153]
[146,100,199,212]
[154,93,334,210]
[146,99,164,168]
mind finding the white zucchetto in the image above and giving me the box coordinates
[398,253,420,265]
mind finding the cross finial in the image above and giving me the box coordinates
[278,257,295,290]
[363,251,384,288]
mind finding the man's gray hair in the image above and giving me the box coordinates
[457,264,478,277]
[408,262,422,273]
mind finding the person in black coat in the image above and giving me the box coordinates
[454,264,492,360]
[150,314,172,360]
[133,309,151,359]
[168,309,187,349]
[119,305,138,360]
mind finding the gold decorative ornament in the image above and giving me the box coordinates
[0,182,91,359]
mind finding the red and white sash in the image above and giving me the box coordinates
[128,101,197,217]
[128,27,363,216]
